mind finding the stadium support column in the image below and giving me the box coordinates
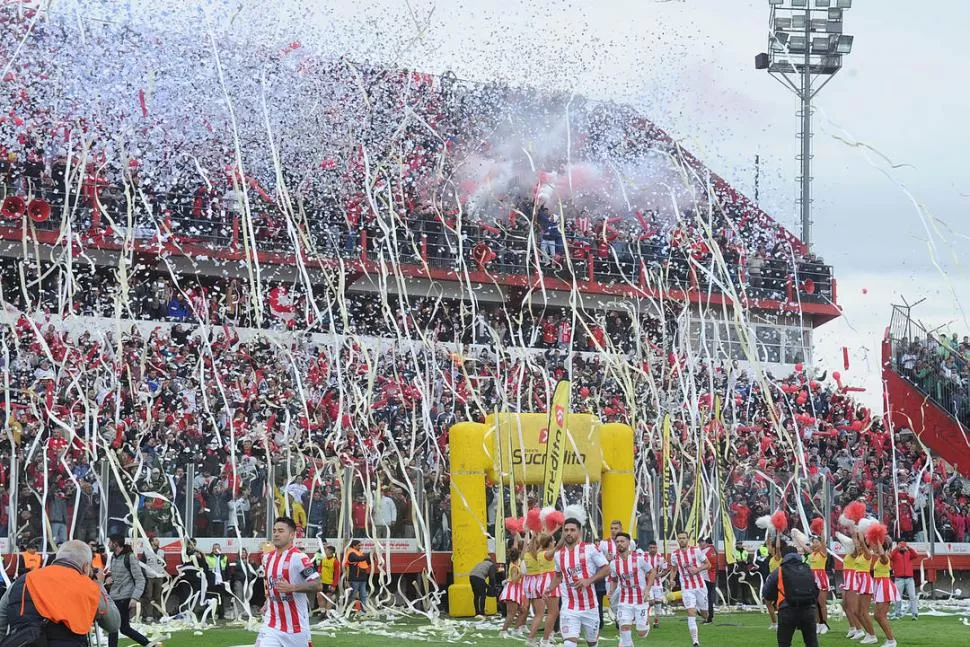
[185,463,195,537]
[447,421,491,617]
[800,8,813,249]
[600,423,636,540]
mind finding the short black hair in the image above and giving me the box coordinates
[108,534,126,547]
[615,532,632,541]
[563,517,582,530]
[274,516,297,531]
[647,540,658,547]
[781,543,798,557]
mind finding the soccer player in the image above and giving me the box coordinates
[608,533,654,647]
[668,531,711,647]
[597,520,623,628]
[643,540,668,628]
[544,518,610,647]
[256,517,323,647]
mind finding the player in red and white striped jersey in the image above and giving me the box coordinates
[668,532,711,647]
[545,518,610,647]
[608,533,655,647]
[597,520,623,628]
[643,540,669,628]
[256,517,322,647]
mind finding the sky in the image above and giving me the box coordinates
[77,0,970,406]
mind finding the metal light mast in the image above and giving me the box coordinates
[755,0,855,251]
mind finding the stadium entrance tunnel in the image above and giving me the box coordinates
[447,413,634,617]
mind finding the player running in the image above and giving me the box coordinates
[608,532,654,647]
[668,531,711,647]
[642,540,669,628]
[544,517,610,647]
[256,517,323,647]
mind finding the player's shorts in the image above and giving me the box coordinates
[873,577,900,604]
[615,603,650,632]
[649,585,665,603]
[853,572,874,596]
[842,570,857,592]
[680,587,709,611]
[812,569,830,592]
[560,608,600,642]
[256,626,310,647]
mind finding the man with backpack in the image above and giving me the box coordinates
[762,543,820,647]
[0,540,120,647]
[105,535,154,647]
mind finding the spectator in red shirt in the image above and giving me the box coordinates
[889,541,921,620]
[729,501,750,541]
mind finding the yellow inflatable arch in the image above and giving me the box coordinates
[447,413,635,617]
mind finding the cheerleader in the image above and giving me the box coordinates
[852,528,878,644]
[522,532,559,647]
[871,534,899,647]
[499,548,526,637]
[807,535,831,634]
[841,547,862,639]
[765,534,782,630]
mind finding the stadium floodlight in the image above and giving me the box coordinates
[836,34,854,54]
[811,37,831,53]
[755,0,854,250]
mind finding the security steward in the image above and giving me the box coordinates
[762,543,820,647]
[0,540,121,646]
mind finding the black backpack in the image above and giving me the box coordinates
[780,560,819,607]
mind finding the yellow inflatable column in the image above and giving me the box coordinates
[600,423,636,539]
[448,421,491,617]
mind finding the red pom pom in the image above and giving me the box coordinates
[544,511,565,531]
[865,522,888,547]
[526,508,542,533]
[844,501,867,523]
[771,510,788,532]
[810,517,825,537]
[504,517,524,534]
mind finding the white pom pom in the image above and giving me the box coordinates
[563,504,587,527]
[839,514,856,531]
[857,517,876,534]
[791,529,810,553]
[540,506,556,525]
[835,532,854,548]
[755,515,772,530]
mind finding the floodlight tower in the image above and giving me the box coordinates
[755,0,854,251]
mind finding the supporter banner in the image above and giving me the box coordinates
[542,380,571,508]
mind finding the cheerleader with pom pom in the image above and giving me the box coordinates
[868,525,899,647]
[851,520,878,644]
[806,531,831,634]
[522,531,560,646]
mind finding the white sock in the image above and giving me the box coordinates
[563,640,577,647]
[687,616,698,643]
[619,629,633,647]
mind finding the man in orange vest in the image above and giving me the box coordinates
[343,540,370,610]
[0,539,121,647]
